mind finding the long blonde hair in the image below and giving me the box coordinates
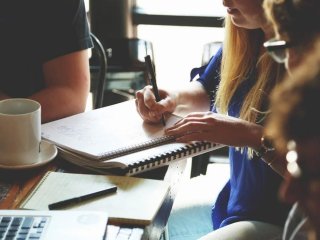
[215,16,283,123]
[215,16,284,158]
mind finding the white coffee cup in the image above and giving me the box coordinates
[0,98,41,166]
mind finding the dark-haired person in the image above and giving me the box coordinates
[263,0,320,239]
[266,39,320,240]
[0,0,92,123]
[263,0,320,72]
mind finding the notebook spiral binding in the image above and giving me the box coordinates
[98,135,176,161]
[127,141,217,175]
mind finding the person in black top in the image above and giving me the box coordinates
[0,0,93,122]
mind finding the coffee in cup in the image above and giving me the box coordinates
[0,98,41,166]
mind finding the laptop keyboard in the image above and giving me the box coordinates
[107,225,144,240]
[0,216,143,240]
[0,215,49,240]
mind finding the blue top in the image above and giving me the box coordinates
[194,48,290,229]
[0,0,93,97]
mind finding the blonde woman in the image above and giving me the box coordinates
[135,0,289,239]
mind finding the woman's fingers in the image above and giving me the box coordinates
[166,113,217,132]
[136,89,159,122]
[164,112,251,146]
[135,85,173,123]
[166,118,217,143]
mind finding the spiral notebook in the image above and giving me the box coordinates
[42,100,222,175]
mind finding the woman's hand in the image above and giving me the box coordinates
[165,111,263,148]
[135,85,176,123]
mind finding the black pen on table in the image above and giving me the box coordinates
[144,55,166,126]
[48,186,117,210]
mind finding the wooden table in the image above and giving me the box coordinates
[0,156,187,240]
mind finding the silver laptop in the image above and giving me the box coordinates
[0,210,108,240]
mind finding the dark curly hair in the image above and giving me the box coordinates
[263,0,320,44]
[266,40,320,153]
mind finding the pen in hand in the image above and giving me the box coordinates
[144,55,166,126]
[48,186,117,210]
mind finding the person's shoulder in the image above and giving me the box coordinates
[215,47,223,62]
[41,0,83,14]
[41,0,81,6]
[38,0,85,24]
[206,46,223,69]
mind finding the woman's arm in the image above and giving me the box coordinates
[165,110,287,177]
[135,81,210,123]
[135,46,222,124]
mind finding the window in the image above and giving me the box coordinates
[136,0,225,16]
[136,1,225,87]
[138,25,224,88]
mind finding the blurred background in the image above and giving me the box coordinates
[86,0,225,105]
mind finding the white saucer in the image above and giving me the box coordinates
[0,140,58,170]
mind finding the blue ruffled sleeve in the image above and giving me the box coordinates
[190,47,222,110]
